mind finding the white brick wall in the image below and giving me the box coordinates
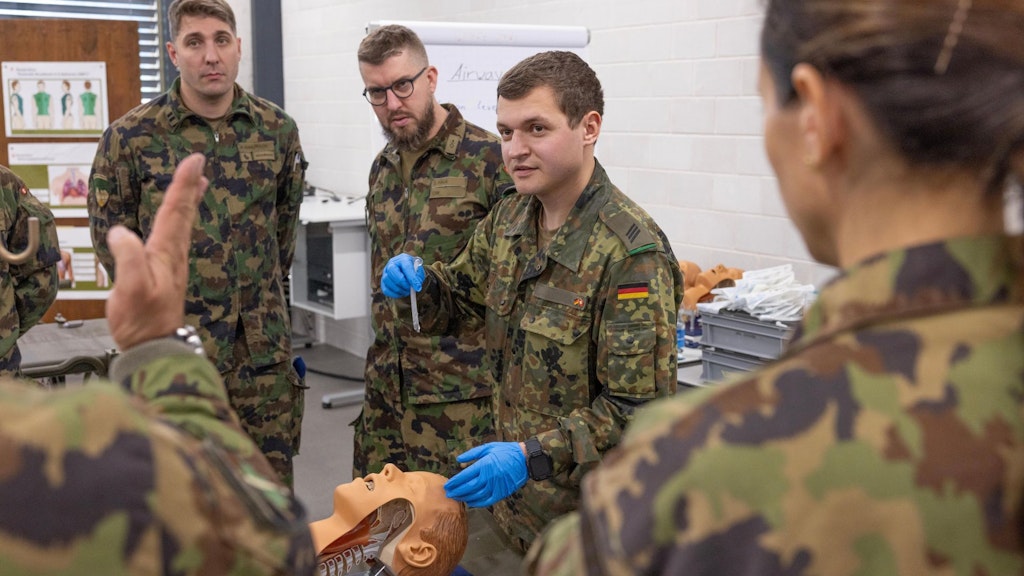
[275,0,837,355]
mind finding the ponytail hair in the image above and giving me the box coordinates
[761,0,1024,196]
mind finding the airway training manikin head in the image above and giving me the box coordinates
[309,464,468,576]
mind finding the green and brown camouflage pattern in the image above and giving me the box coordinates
[526,234,1024,576]
[416,160,683,550]
[353,104,512,478]
[0,341,315,575]
[88,78,308,485]
[0,165,60,376]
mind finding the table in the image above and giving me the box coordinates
[19,318,118,382]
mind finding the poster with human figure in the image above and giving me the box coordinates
[7,142,94,217]
[2,61,108,137]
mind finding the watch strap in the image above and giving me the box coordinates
[525,436,553,481]
[525,437,544,457]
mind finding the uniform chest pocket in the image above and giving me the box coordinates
[521,303,589,345]
[605,321,657,399]
[430,176,468,198]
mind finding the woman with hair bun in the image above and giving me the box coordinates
[526,0,1024,573]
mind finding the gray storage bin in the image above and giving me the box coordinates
[701,348,767,383]
[700,310,795,360]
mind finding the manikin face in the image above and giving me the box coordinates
[166,15,241,111]
[359,51,438,151]
[311,464,457,554]
[758,60,837,265]
[496,85,595,202]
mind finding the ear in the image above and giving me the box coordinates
[790,63,842,167]
[580,110,601,146]
[397,539,437,569]
[166,42,179,67]
[427,65,439,94]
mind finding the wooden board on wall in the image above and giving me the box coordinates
[0,19,140,321]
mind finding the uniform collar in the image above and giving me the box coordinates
[788,234,1024,355]
[162,77,255,129]
[380,103,467,168]
[506,159,613,273]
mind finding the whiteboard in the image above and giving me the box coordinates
[367,20,589,142]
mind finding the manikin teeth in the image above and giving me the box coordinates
[366,480,375,491]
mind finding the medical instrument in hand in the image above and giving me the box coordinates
[410,257,423,332]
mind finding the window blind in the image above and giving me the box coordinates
[0,1,165,103]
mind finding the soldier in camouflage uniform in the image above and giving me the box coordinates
[0,165,60,376]
[88,0,308,487]
[526,1,1024,573]
[0,154,315,575]
[353,25,511,479]
[382,51,683,553]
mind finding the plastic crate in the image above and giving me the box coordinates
[699,310,795,360]
[701,348,767,383]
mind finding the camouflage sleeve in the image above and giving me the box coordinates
[417,206,496,333]
[0,349,316,575]
[275,125,307,273]
[111,339,264,464]
[7,172,60,333]
[540,249,681,481]
[88,127,138,280]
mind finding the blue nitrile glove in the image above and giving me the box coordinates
[381,253,425,298]
[444,442,528,508]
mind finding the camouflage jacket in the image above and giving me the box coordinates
[526,234,1024,575]
[417,160,683,545]
[0,340,315,575]
[366,104,511,404]
[0,166,60,375]
[88,79,308,371]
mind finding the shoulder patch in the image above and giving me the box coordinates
[604,212,658,255]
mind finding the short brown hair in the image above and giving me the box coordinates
[497,51,603,128]
[358,24,428,67]
[167,0,236,41]
[396,505,468,576]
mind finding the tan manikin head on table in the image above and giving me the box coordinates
[309,464,468,576]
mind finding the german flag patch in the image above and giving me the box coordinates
[617,282,649,300]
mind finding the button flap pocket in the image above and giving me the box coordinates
[607,321,656,356]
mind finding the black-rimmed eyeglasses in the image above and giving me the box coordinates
[362,67,428,106]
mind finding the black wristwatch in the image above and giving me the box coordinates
[525,437,553,481]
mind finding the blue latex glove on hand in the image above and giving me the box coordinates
[444,442,528,508]
[381,253,425,298]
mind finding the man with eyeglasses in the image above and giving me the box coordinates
[353,24,512,483]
